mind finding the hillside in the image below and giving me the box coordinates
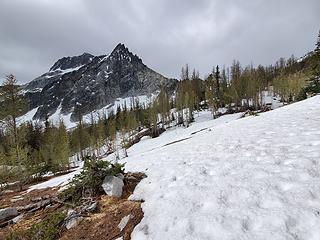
[119,95,320,239]
[9,95,320,240]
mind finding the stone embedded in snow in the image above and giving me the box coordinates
[102,176,124,197]
[0,207,19,222]
[118,214,131,232]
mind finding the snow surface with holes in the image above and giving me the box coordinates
[26,96,320,239]
[120,96,320,240]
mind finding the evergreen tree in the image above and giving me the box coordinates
[298,30,320,98]
[316,31,320,51]
[312,30,320,81]
[40,119,57,173]
[214,65,221,104]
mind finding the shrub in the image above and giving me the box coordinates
[58,156,125,203]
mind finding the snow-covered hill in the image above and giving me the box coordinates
[121,96,320,240]
[27,96,320,239]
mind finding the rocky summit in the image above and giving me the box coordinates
[23,43,177,121]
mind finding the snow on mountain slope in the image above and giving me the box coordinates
[121,96,320,240]
[17,94,156,129]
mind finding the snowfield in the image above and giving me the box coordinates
[123,96,320,240]
[27,96,320,239]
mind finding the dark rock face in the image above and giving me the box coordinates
[24,43,177,121]
[49,52,94,72]
[24,53,94,91]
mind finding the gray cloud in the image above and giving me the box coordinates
[0,0,319,84]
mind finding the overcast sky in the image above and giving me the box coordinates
[0,0,319,84]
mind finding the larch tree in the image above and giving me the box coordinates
[0,74,27,189]
[56,120,70,170]
[157,83,170,125]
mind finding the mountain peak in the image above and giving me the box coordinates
[109,43,143,64]
[114,43,126,51]
[111,43,130,56]
[81,52,93,57]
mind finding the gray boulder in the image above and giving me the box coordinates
[0,207,19,222]
[102,176,124,197]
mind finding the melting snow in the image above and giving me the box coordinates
[25,96,320,239]
[27,162,83,192]
[121,96,320,240]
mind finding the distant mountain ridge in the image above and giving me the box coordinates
[24,43,177,121]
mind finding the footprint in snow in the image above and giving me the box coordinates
[241,217,250,232]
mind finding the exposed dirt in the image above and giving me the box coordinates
[0,172,146,240]
[0,203,63,239]
[61,196,143,240]
[0,187,59,208]
[60,172,146,240]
